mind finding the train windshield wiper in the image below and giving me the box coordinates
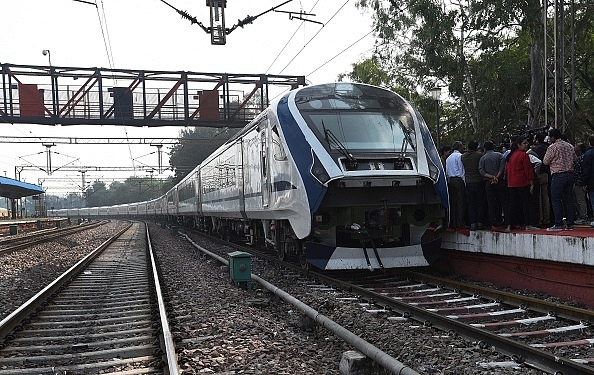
[321,121,358,170]
[398,120,415,152]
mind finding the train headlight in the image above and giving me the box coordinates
[311,151,331,185]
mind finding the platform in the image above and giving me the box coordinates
[439,226,594,308]
[0,218,69,236]
[441,226,594,266]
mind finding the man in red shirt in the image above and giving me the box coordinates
[505,137,535,231]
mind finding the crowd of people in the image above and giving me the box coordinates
[439,128,594,232]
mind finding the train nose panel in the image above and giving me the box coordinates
[304,237,441,270]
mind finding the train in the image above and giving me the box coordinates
[49,82,449,270]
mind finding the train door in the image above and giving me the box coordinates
[260,125,270,207]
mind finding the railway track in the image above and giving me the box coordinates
[0,222,178,374]
[184,228,594,374]
[310,269,594,375]
[0,220,105,255]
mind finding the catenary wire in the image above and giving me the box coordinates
[96,0,138,175]
[266,0,322,74]
[277,0,350,75]
[95,0,115,69]
[306,30,373,77]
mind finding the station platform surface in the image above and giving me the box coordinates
[440,226,594,307]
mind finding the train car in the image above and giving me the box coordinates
[165,187,178,218]
[178,170,199,224]
[98,206,109,217]
[113,204,127,216]
[47,208,60,217]
[147,198,157,218]
[84,82,447,270]
[197,82,448,270]
[137,201,147,217]
[105,206,115,216]
[128,203,138,218]
[155,195,165,218]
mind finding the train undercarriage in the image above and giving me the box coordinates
[176,202,442,270]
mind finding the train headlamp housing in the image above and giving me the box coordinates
[310,150,331,186]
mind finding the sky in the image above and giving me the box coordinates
[0,0,376,197]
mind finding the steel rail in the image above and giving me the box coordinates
[180,232,420,375]
[309,270,594,375]
[0,222,132,340]
[400,270,594,322]
[146,223,180,375]
[178,228,594,374]
[0,221,104,255]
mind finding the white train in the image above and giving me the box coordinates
[50,82,449,270]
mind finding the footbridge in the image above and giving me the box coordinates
[0,63,306,128]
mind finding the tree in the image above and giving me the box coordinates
[169,127,239,184]
[354,0,594,145]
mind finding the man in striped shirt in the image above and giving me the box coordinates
[543,128,577,231]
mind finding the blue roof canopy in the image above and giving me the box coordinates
[0,176,45,199]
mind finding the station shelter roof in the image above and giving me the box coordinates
[0,176,45,199]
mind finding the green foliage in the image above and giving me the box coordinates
[355,0,594,146]
[83,176,173,207]
[168,127,239,185]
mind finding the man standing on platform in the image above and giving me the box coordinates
[534,133,550,227]
[479,141,507,229]
[461,140,486,230]
[573,143,588,224]
[580,135,594,228]
[543,128,577,231]
[446,141,466,229]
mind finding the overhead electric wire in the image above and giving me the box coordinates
[266,0,322,73]
[306,30,373,76]
[94,0,139,174]
[95,0,115,69]
[277,0,350,75]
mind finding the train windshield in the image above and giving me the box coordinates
[295,83,416,152]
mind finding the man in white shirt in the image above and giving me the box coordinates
[445,141,466,229]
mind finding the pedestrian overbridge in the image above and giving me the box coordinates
[0,63,305,128]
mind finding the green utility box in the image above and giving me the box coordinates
[160,222,166,229]
[9,225,18,236]
[170,225,179,235]
[228,251,252,288]
[36,220,42,229]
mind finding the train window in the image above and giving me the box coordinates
[306,112,416,152]
[271,125,287,161]
[179,181,196,201]
[261,132,267,178]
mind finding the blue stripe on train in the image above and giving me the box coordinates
[415,107,449,211]
[276,95,327,213]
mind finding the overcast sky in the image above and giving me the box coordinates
[0,0,375,196]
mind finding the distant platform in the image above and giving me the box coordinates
[0,217,70,236]
[439,226,594,308]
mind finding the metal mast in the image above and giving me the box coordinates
[544,0,576,140]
